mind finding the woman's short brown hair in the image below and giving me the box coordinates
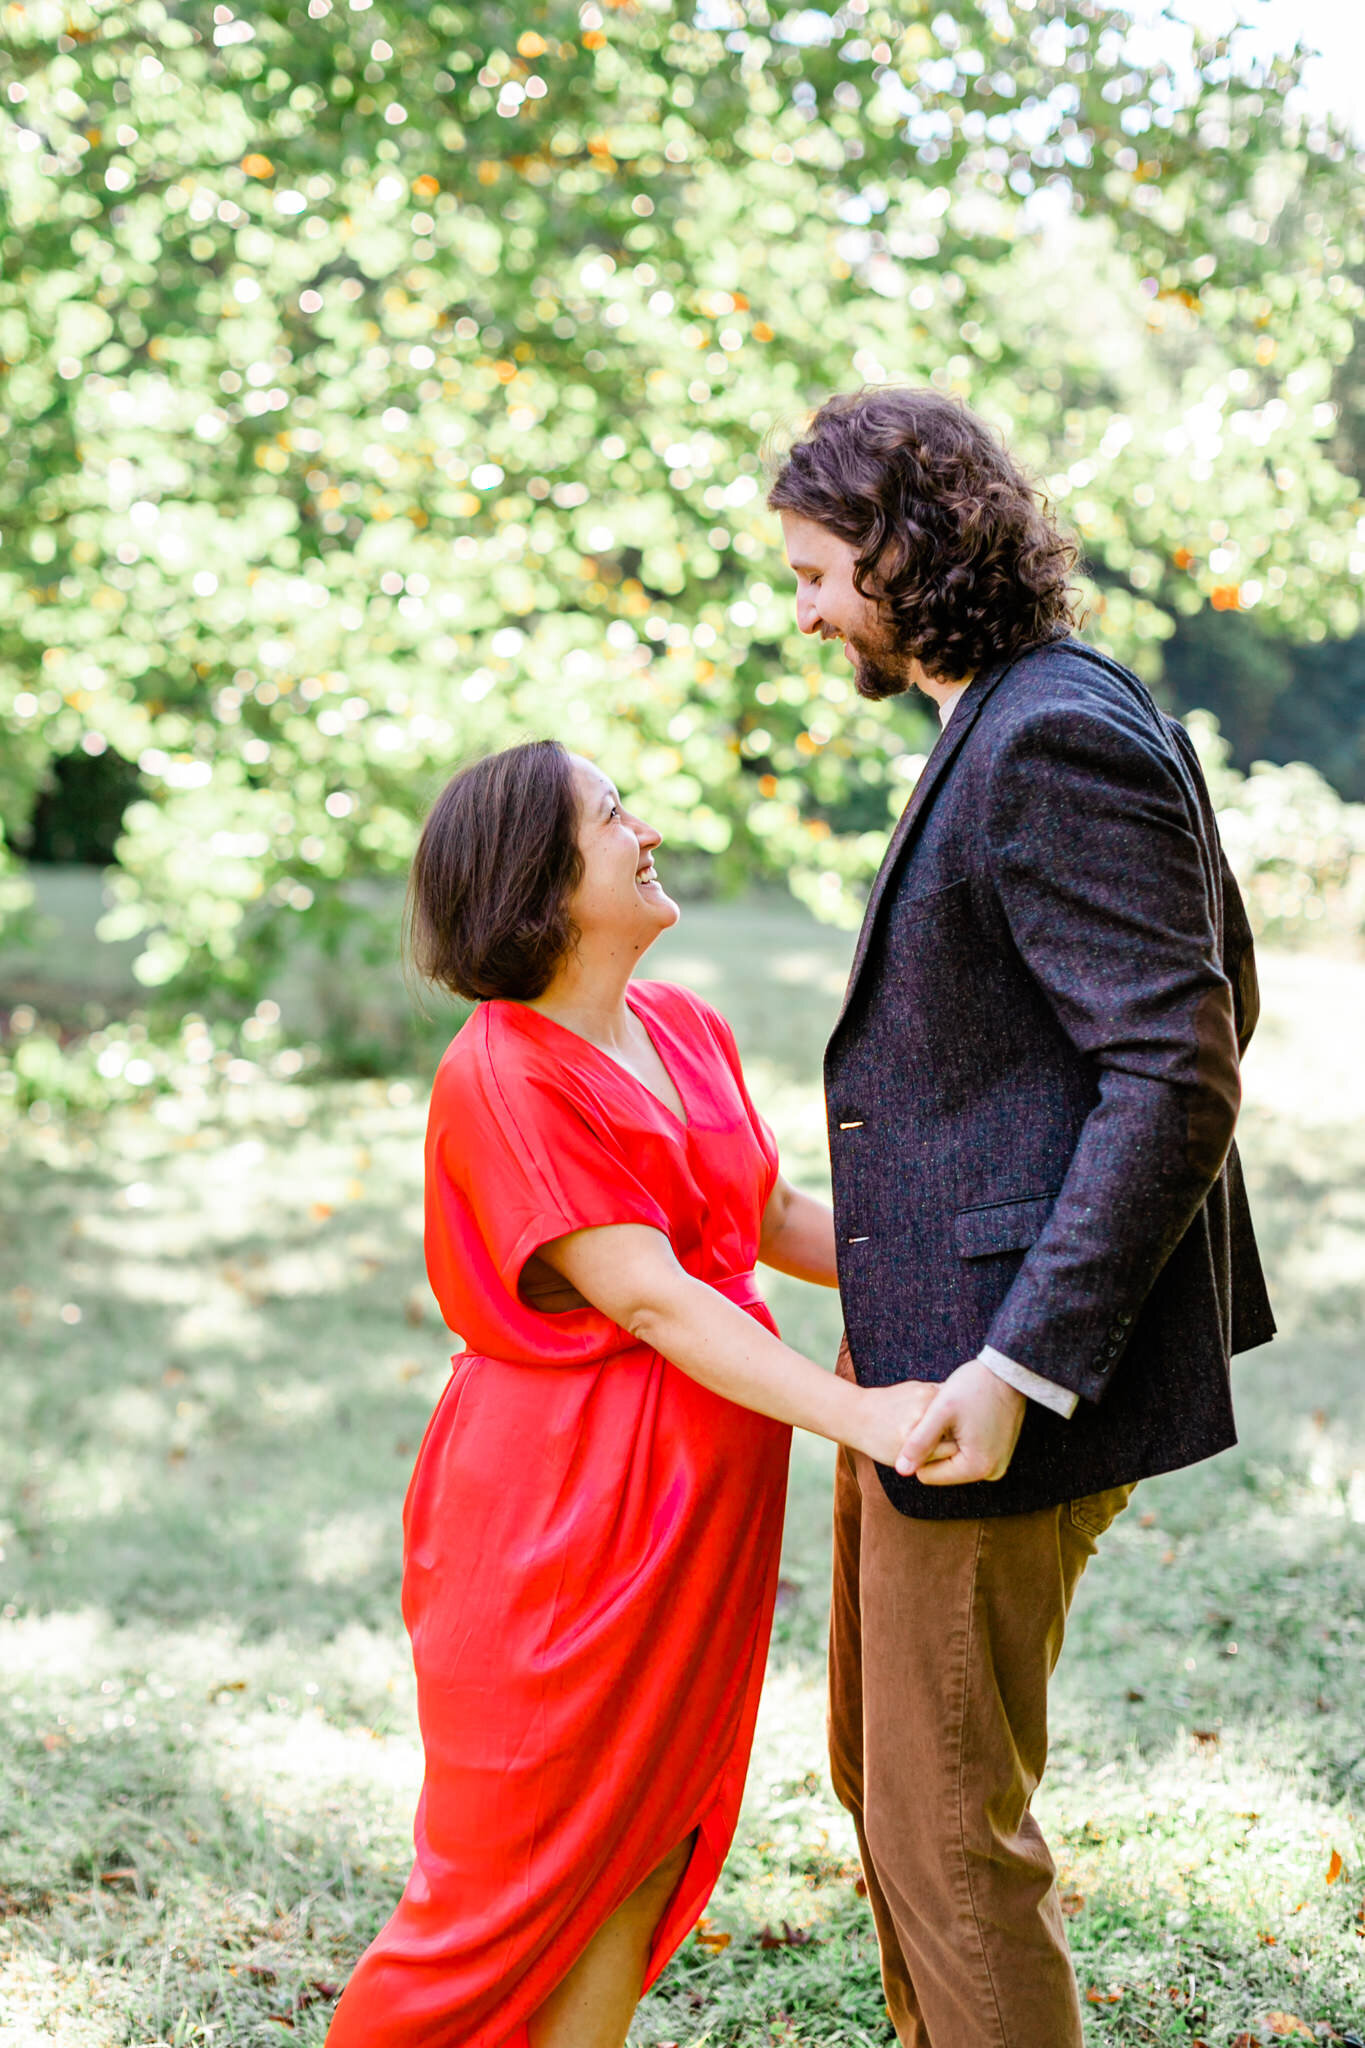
[405,739,582,1002]
[767,387,1079,681]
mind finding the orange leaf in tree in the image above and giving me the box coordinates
[1326,1848,1344,1884]
[1172,547,1195,570]
[241,153,275,179]
[309,1201,333,1222]
[412,174,440,198]
[753,321,774,342]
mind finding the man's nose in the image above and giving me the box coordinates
[796,592,822,635]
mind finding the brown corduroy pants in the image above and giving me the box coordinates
[828,1404,1132,2048]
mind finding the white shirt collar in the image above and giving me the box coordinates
[936,680,972,730]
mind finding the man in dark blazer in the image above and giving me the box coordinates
[768,387,1274,2048]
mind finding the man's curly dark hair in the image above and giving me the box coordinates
[766,386,1080,686]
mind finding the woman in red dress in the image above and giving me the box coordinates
[326,741,930,2048]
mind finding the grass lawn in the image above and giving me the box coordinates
[2,903,1364,2047]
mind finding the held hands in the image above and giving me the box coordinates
[856,1379,943,1470]
[892,1357,1027,1485]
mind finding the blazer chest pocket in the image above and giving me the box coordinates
[953,1193,1057,1260]
[889,875,971,930]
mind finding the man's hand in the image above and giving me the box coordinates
[893,1357,1027,1485]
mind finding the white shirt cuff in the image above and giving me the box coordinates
[979,1345,1079,1419]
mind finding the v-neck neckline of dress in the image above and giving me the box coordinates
[504,990,690,1131]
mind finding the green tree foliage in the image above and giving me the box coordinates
[1,0,1362,1003]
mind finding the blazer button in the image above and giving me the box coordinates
[1116,1310,1133,1326]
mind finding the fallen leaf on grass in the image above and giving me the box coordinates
[0,1885,53,1919]
[1139,1510,1157,1527]
[98,1869,140,1889]
[1059,1890,1085,1917]
[1085,1987,1122,2004]
[757,1921,813,1949]
[207,1679,248,1700]
[1192,1727,1220,1746]
[309,1202,333,1222]
[1265,2016,1313,2040]
[694,1918,731,1953]
[294,1982,340,2012]
[1326,1848,1344,1884]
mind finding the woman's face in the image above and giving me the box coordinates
[565,755,679,963]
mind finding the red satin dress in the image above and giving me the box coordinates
[326,979,792,2048]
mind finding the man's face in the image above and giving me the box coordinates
[779,510,931,702]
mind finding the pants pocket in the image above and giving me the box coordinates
[1069,1483,1135,1541]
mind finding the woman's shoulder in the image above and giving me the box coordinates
[431,1002,557,1116]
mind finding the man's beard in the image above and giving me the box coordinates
[846,626,915,702]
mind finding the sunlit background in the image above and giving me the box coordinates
[2,1,1364,2043]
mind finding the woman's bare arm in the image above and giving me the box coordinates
[536,1222,931,1469]
[758,1174,839,1287]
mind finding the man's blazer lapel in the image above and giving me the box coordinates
[833,653,1023,1030]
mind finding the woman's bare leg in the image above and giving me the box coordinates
[528,1836,695,2048]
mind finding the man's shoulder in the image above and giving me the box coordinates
[981,637,1174,760]
[997,636,1154,716]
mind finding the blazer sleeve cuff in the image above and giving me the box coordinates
[979,1345,1079,1420]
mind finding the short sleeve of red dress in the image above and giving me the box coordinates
[423,1003,675,1367]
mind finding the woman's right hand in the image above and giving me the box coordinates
[854,1379,943,1470]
